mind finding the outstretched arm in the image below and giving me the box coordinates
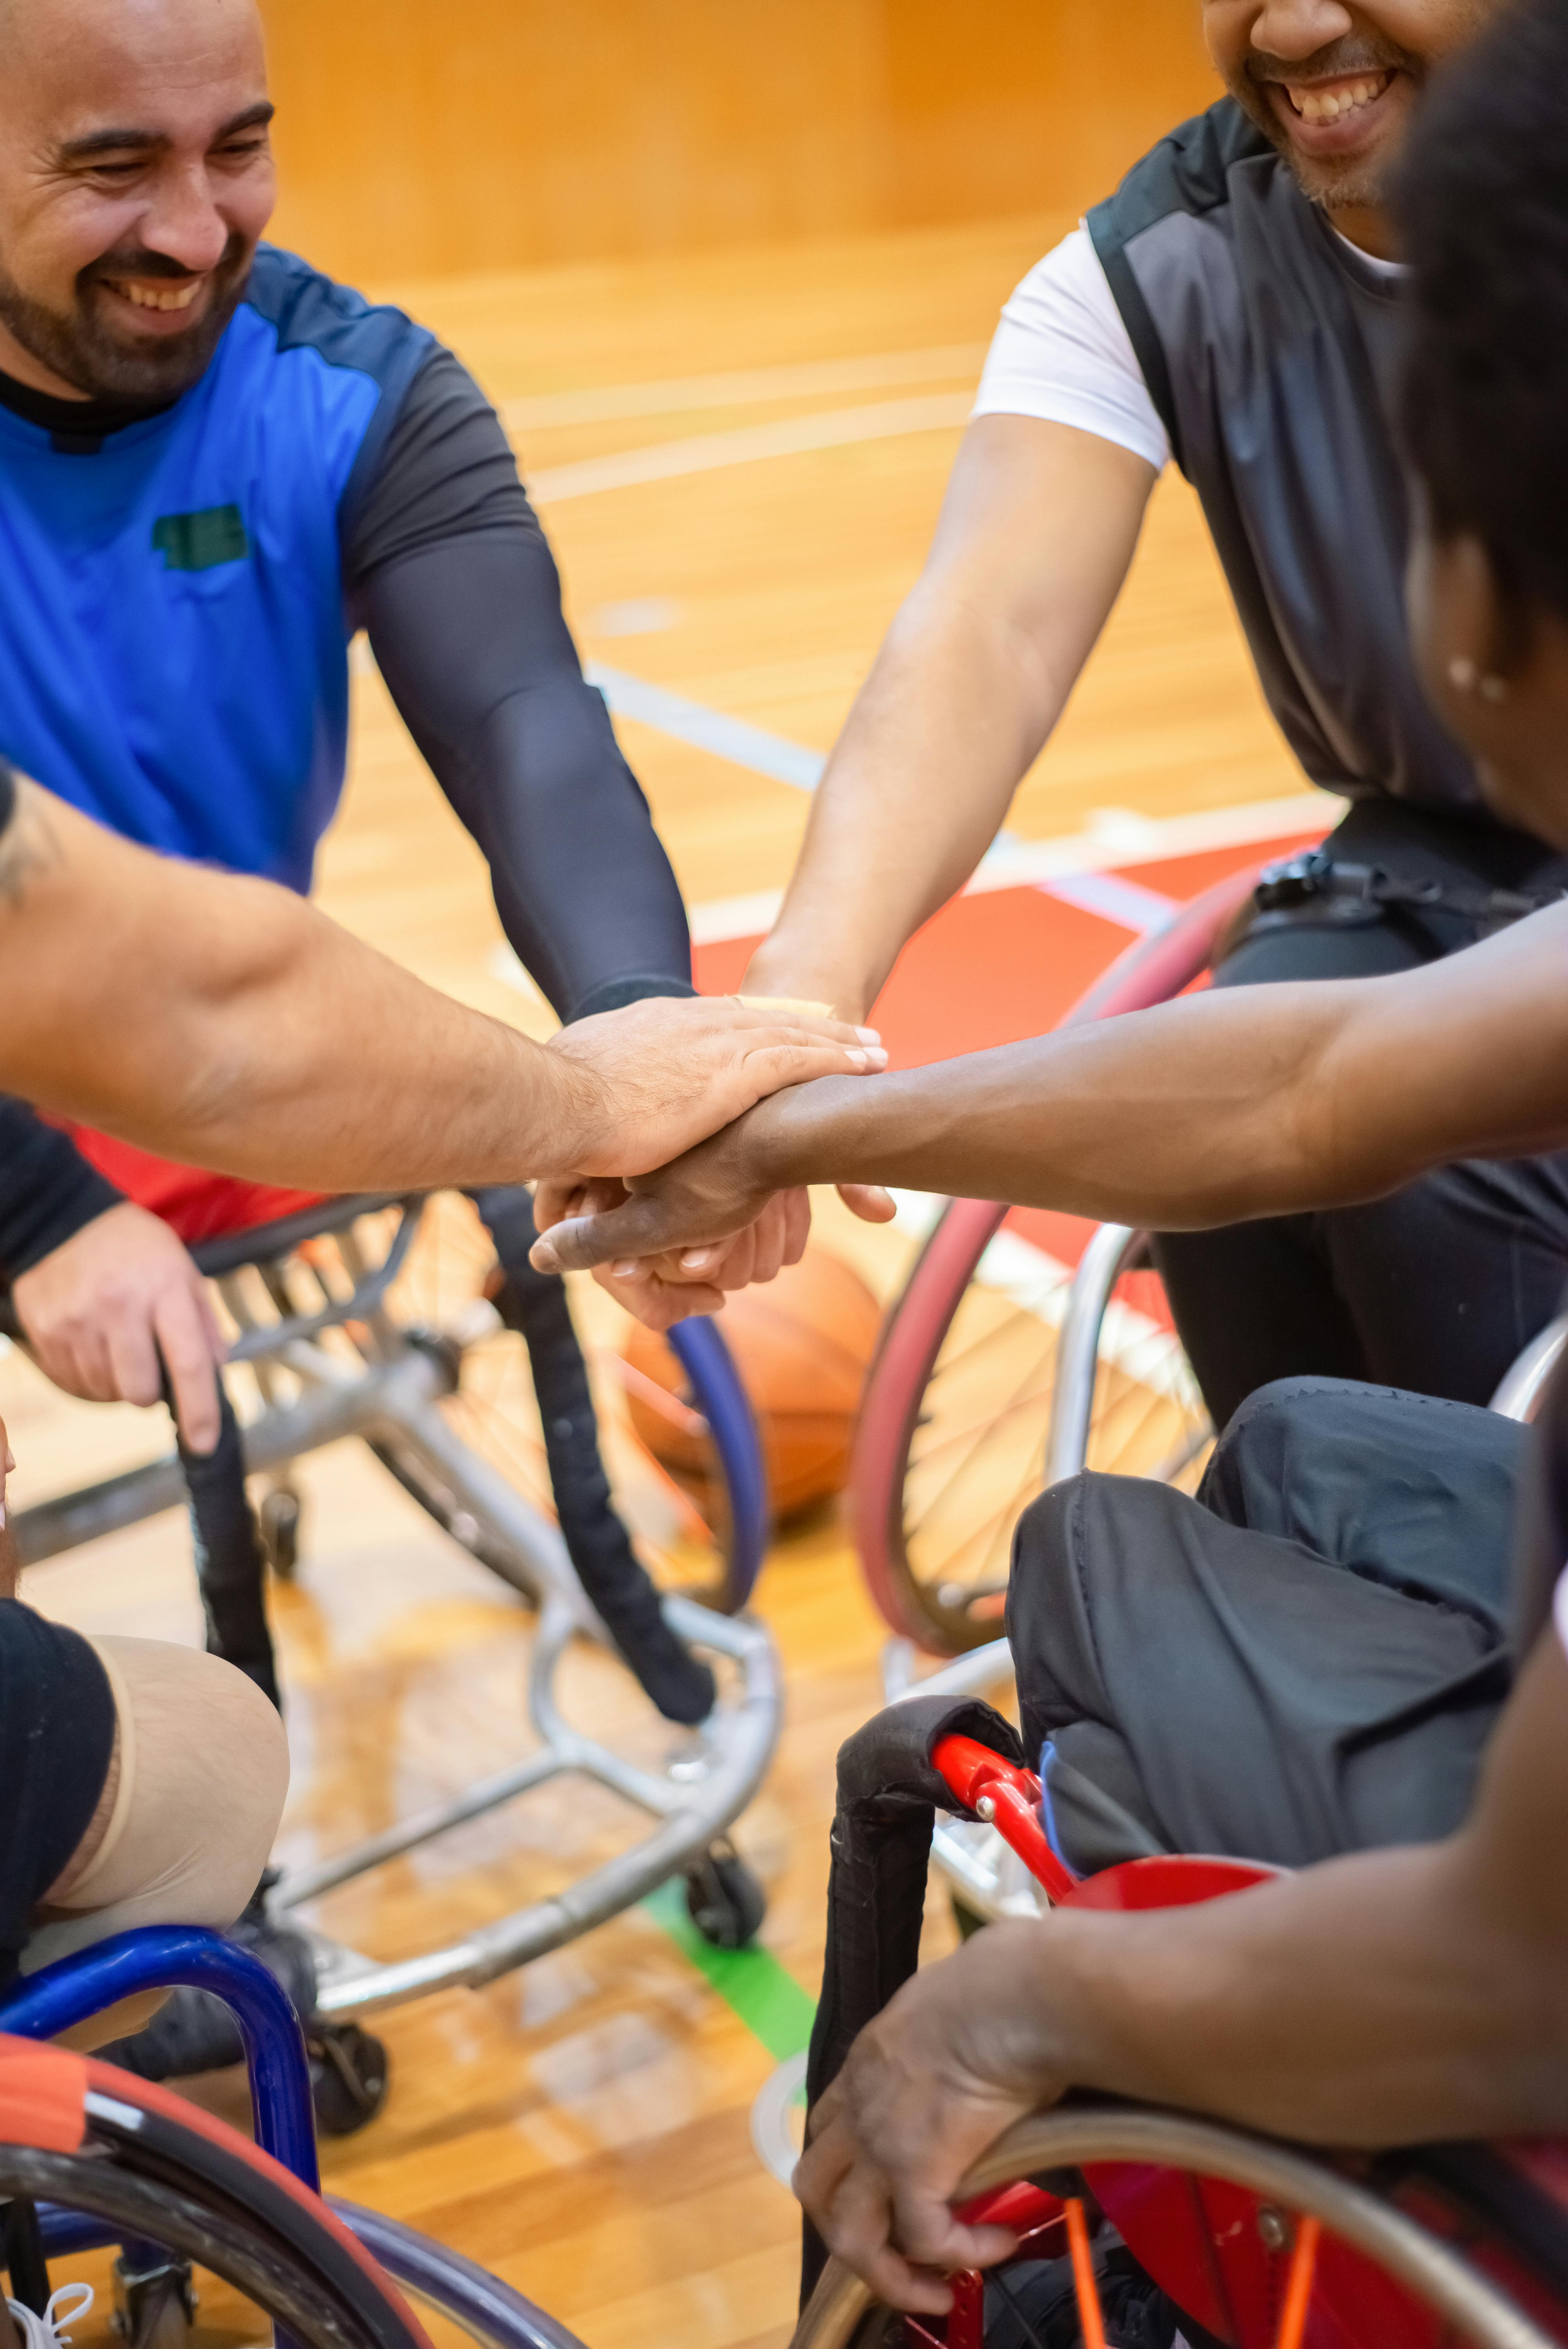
[0,775,882,1194]
[743,417,1156,1023]
[533,899,1568,1287]
[796,1621,1568,2315]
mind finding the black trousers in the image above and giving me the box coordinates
[1005,1377,1523,1875]
[1152,798,1568,1425]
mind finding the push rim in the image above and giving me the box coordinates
[850,875,1253,1656]
[792,2105,1564,2349]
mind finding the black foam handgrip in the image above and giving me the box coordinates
[476,1185,717,1727]
[177,1376,281,1712]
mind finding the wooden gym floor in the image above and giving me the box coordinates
[7,211,1332,2349]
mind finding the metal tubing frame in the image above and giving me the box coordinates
[278,1593,780,2018]
[0,1925,319,2189]
[7,1209,784,2023]
[1490,1312,1568,1422]
[1042,1221,1147,1488]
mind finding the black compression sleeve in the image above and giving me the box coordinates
[0,1098,125,1282]
[347,353,693,1020]
[0,763,14,838]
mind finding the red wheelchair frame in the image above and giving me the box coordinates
[893,1737,1568,2349]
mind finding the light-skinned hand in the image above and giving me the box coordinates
[543,995,885,1180]
[12,1201,226,1453]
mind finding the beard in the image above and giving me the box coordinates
[1223,30,1427,214]
[0,234,253,405]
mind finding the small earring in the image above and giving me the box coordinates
[1479,673,1511,704]
[1448,656,1478,692]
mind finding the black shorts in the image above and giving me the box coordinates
[0,1599,118,1986]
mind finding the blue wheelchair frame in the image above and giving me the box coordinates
[0,1927,586,2349]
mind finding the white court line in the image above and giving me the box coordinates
[674,795,1329,946]
[529,393,975,505]
[502,345,987,433]
[488,788,1327,999]
[1035,870,1179,934]
[586,664,825,792]
[679,784,1330,944]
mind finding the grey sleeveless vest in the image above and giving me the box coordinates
[1087,100,1478,816]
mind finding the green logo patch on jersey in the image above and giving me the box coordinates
[151,504,249,572]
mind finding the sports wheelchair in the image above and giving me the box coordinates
[0,1922,587,2349]
[850,868,1568,1930]
[788,1706,1568,2349]
[852,872,1260,1661]
[1,1180,780,2120]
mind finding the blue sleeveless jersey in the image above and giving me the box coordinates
[0,247,431,888]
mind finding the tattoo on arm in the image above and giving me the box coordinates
[0,779,64,910]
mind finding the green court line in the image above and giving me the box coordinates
[643,1879,816,2062]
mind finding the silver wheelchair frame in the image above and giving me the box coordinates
[886,1221,1568,1930]
[8,1192,781,2020]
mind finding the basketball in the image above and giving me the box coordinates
[620,1246,883,1520]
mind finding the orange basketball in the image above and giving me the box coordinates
[620,1248,883,1520]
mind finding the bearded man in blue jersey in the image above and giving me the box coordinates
[0,0,794,1472]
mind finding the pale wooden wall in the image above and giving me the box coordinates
[260,0,1218,285]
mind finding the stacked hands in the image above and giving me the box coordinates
[11,992,889,1436]
[533,992,896,1330]
[533,986,887,1325]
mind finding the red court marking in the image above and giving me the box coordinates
[1124,833,1321,902]
[697,889,1112,1068]
[1001,1204,1098,1271]
[693,834,1323,1072]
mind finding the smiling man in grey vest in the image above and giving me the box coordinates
[719,0,1548,1425]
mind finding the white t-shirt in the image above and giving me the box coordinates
[1556,1564,1568,1661]
[971,224,1405,477]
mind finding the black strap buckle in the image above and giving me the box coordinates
[1253,850,1562,936]
[1254,848,1341,911]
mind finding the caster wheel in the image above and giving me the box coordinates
[259,1485,302,1579]
[951,1894,989,1941]
[684,1845,766,1950]
[112,2255,196,2349]
[309,2021,390,2136]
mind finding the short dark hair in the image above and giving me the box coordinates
[1396,0,1568,623]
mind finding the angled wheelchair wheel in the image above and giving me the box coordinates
[370,1191,767,1615]
[6,2041,588,2349]
[793,2106,1568,2349]
[851,877,1254,1657]
[0,2042,433,2349]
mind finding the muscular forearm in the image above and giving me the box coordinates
[748,419,1154,1023]
[1028,1839,1566,2146]
[2,784,596,1189]
[735,917,1568,1229]
[747,593,1056,1021]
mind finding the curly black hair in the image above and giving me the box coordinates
[1396,0,1568,622]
